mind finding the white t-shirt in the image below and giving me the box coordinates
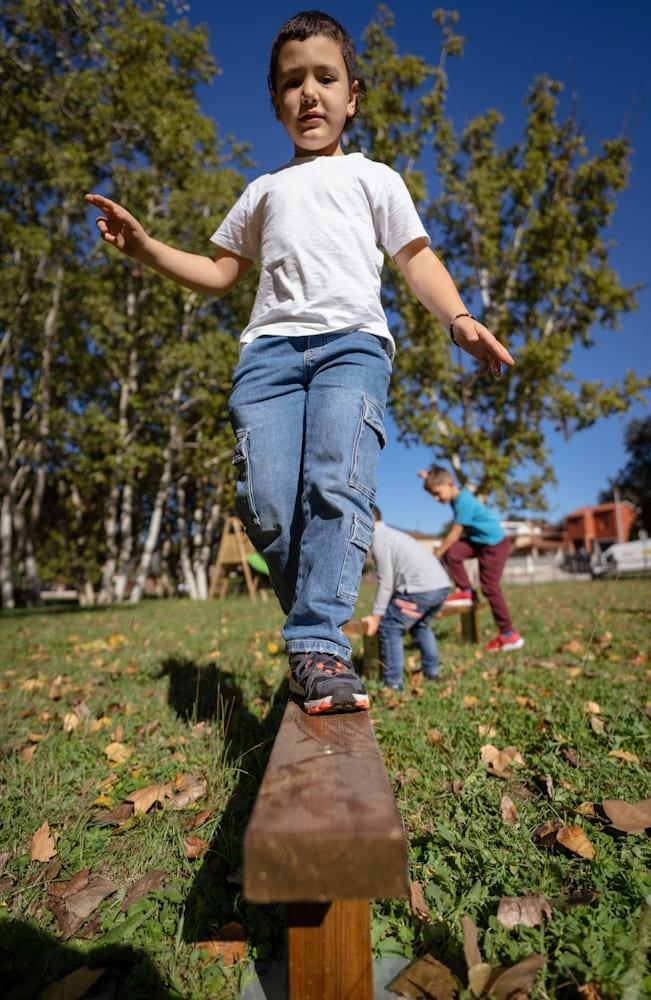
[210,152,429,351]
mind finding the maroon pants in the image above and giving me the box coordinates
[444,536,512,633]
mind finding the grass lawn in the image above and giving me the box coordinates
[0,579,649,999]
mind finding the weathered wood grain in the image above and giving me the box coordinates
[244,699,408,903]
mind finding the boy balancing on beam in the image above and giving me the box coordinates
[421,467,524,652]
[86,10,513,714]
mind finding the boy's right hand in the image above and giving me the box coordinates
[84,193,150,260]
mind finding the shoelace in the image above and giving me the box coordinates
[290,653,348,682]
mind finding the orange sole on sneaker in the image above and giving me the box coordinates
[303,693,370,715]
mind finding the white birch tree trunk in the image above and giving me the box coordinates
[129,441,174,603]
[177,479,199,600]
[0,493,14,609]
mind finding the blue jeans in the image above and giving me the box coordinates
[228,331,392,661]
[378,588,450,688]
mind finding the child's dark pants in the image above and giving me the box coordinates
[444,536,512,633]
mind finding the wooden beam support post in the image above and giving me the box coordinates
[287,899,372,1000]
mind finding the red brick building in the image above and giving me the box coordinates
[564,501,638,553]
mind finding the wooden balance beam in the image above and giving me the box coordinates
[244,698,408,999]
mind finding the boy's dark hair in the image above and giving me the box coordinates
[372,505,382,521]
[424,466,454,491]
[267,10,365,126]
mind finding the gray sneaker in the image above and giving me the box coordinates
[288,652,370,715]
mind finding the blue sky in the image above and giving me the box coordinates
[185,0,650,534]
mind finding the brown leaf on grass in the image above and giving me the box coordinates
[31,820,57,862]
[137,719,160,738]
[533,819,563,847]
[480,744,525,779]
[461,914,482,968]
[121,869,168,911]
[563,638,583,655]
[183,836,209,860]
[556,826,596,860]
[195,922,247,966]
[583,701,603,715]
[607,749,640,765]
[93,802,134,827]
[20,744,37,765]
[601,798,651,834]
[577,983,605,1000]
[125,783,173,815]
[535,774,555,800]
[508,782,537,803]
[185,808,217,832]
[170,775,207,810]
[496,894,551,930]
[48,868,89,899]
[27,731,48,742]
[111,723,125,742]
[589,715,605,735]
[40,966,105,1000]
[478,723,497,738]
[0,851,11,875]
[499,794,519,826]
[65,876,117,921]
[388,953,458,999]
[576,802,599,819]
[468,964,493,997]
[550,888,597,910]
[409,881,430,920]
[62,713,80,733]
[104,741,132,764]
[488,954,545,999]
[561,748,584,768]
[463,695,479,709]
[427,728,449,751]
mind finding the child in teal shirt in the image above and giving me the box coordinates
[421,466,524,652]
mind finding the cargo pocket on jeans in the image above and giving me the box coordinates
[232,430,260,528]
[337,513,374,602]
[349,394,387,500]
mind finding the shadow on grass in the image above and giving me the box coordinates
[0,924,175,1000]
[159,656,289,956]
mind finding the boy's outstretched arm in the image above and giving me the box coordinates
[84,193,252,296]
[393,239,514,377]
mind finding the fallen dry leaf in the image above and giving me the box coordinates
[388,953,458,999]
[499,794,519,826]
[426,728,448,750]
[561,748,584,768]
[556,825,596,860]
[533,819,563,847]
[170,775,207,810]
[589,715,605,735]
[461,914,482,969]
[464,695,479,709]
[478,724,497,738]
[496,894,551,930]
[20,744,37,765]
[577,983,605,1000]
[48,868,89,899]
[104,741,132,764]
[40,967,105,1000]
[196,922,247,966]
[65,876,117,921]
[183,836,209,860]
[409,881,431,920]
[480,744,525,780]
[185,808,217,832]
[125,783,172,815]
[607,749,640,765]
[62,713,80,733]
[468,963,493,997]
[601,798,651,834]
[583,701,603,715]
[488,954,545,999]
[121,869,168,911]
[31,820,57,862]
[93,802,134,827]
[576,801,599,819]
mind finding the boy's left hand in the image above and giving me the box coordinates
[362,614,381,637]
[450,315,514,378]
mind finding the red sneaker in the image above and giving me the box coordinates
[444,589,474,608]
[485,631,525,653]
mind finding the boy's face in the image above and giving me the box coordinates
[272,34,357,157]
[426,481,456,504]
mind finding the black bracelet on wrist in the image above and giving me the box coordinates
[449,312,474,346]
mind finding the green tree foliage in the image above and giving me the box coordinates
[599,415,651,535]
[350,7,649,508]
[1,0,254,605]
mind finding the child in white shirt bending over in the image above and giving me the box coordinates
[86,10,513,715]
